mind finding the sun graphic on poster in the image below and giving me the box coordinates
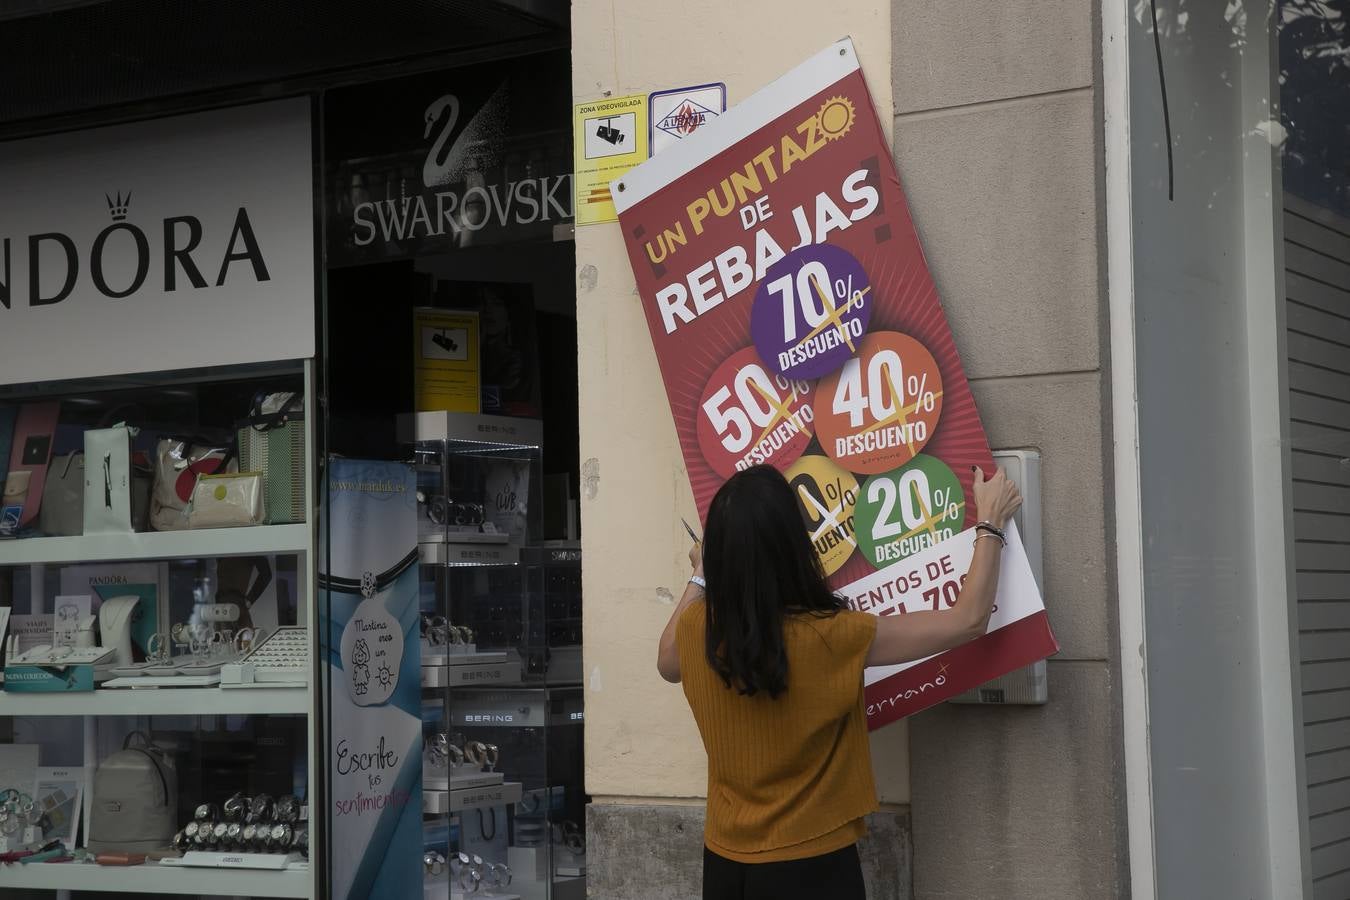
[817,96,856,141]
[378,664,393,688]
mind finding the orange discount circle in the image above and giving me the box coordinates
[815,331,944,476]
[696,347,817,479]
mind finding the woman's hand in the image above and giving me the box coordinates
[972,466,1022,530]
[659,539,704,684]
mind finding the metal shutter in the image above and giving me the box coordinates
[1286,194,1350,899]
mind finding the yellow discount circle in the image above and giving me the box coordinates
[785,454,860,577]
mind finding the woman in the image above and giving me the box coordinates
[657,464,1023,900]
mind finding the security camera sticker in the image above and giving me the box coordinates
[340,597,403,707]
[584,112,636,159]
[420,326,469,361]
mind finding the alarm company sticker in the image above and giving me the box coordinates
[649,83,727,156]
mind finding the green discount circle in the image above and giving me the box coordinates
[854,454,966,570]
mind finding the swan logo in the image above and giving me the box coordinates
[347,87,572,249]
[0,191,270,310]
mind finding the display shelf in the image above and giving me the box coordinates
[0,685,310,717]
[400,410,543,447]
[0,859,311,897]
[419,541,520,567]
[422,660,521,688]
[0,522,311,566]
[423,781,522,815]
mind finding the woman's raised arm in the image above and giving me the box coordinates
[865,467,1022,668]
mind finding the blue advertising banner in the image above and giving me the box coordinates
[321,459,422,899]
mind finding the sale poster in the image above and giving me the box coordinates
[613,39,1057,728]
[321,459,422,898]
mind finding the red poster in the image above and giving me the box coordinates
[613,40,1057,728]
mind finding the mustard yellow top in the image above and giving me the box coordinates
[677,601,879,863]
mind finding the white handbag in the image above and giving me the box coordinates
[188,472,265,529]
[83,426,135,534]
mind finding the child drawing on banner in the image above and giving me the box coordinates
[352,639,371,696]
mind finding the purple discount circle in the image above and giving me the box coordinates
[750,243,872,380]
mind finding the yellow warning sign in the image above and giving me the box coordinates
[573,93,648,225]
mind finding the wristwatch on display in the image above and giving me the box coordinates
[223,792,248,822]
[248,794,273,824]
[485,861,513,889]
[269,823,293,852]
[275,795,301,824]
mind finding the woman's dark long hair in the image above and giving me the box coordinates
[702,465,846,699]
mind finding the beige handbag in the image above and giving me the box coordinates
[188,472,266,529]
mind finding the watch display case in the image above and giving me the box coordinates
[409,411,585,900]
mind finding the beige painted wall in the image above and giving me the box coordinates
[572,1,908,804]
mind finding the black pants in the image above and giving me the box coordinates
[702,844,866,900]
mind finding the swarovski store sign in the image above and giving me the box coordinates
[0,98,315,386]
[326,51,572,265]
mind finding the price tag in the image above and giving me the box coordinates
[750,244,872,380]
[854,455,966,569]
[785,454,859,576]
[696,347,816,478]
[815,331,944,475]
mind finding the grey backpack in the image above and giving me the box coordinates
[88,731,177,853]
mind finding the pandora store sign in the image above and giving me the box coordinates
[0,99,315,386]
